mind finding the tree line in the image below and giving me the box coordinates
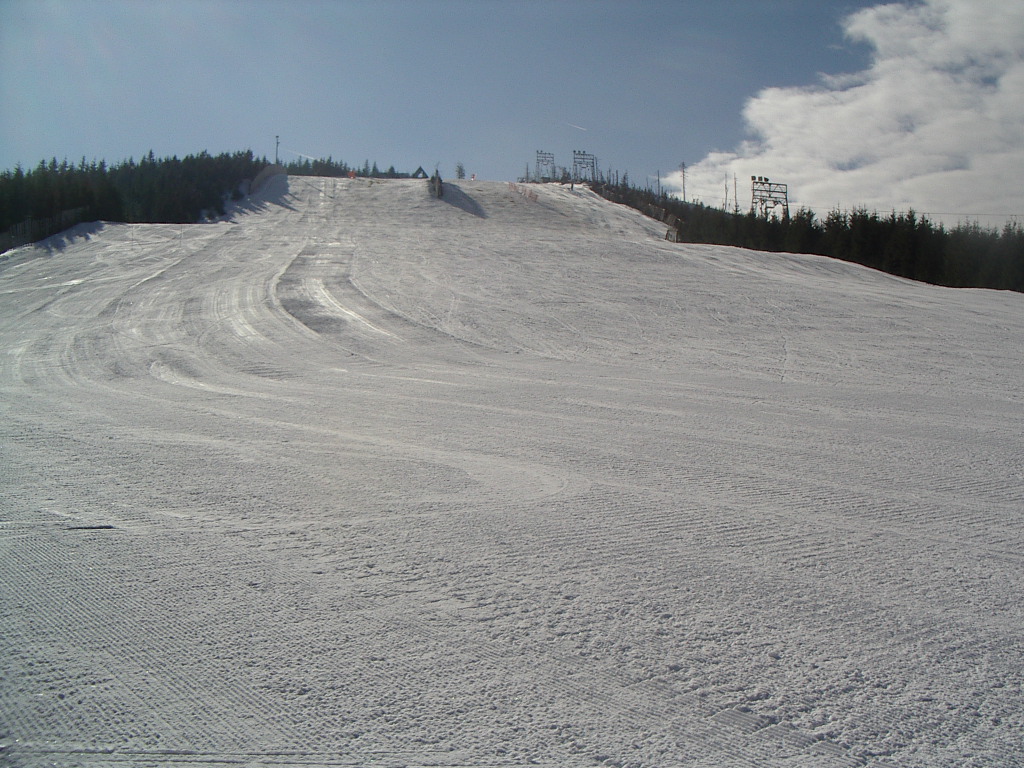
[1,150,270,237]
[591,180,1024,293]
[281,156,418,179]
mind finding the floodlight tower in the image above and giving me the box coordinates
[536,151,555,181]
[572,150,597,183]
[751,176,789,218]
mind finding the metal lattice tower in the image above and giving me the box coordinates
[535,151,555,181]
[751,176,789,218]
[573,150,597,183]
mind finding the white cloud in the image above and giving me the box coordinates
[667,0,1024,226]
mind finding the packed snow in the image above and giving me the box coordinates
[1,176,1022,767]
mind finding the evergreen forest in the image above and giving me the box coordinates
[1,151,266,235]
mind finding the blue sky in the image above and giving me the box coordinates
[3,0,1022,223]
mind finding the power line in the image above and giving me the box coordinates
[920,212,1021,218]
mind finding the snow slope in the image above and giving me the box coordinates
[1,176,1022,767]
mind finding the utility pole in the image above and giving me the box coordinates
[275,135,280,165]
[679,162,686,202]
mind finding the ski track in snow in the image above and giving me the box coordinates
[1,176,1022,767]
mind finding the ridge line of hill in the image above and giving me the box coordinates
[2,151,1022,292]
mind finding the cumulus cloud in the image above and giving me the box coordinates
[667,0,1024,225]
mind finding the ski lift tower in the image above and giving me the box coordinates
[536,151,555,182]
[751,176,789,218]
[573,150,597,183]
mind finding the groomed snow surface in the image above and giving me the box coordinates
[1,177,1022,768]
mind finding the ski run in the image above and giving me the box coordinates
[1,176,1022,767]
